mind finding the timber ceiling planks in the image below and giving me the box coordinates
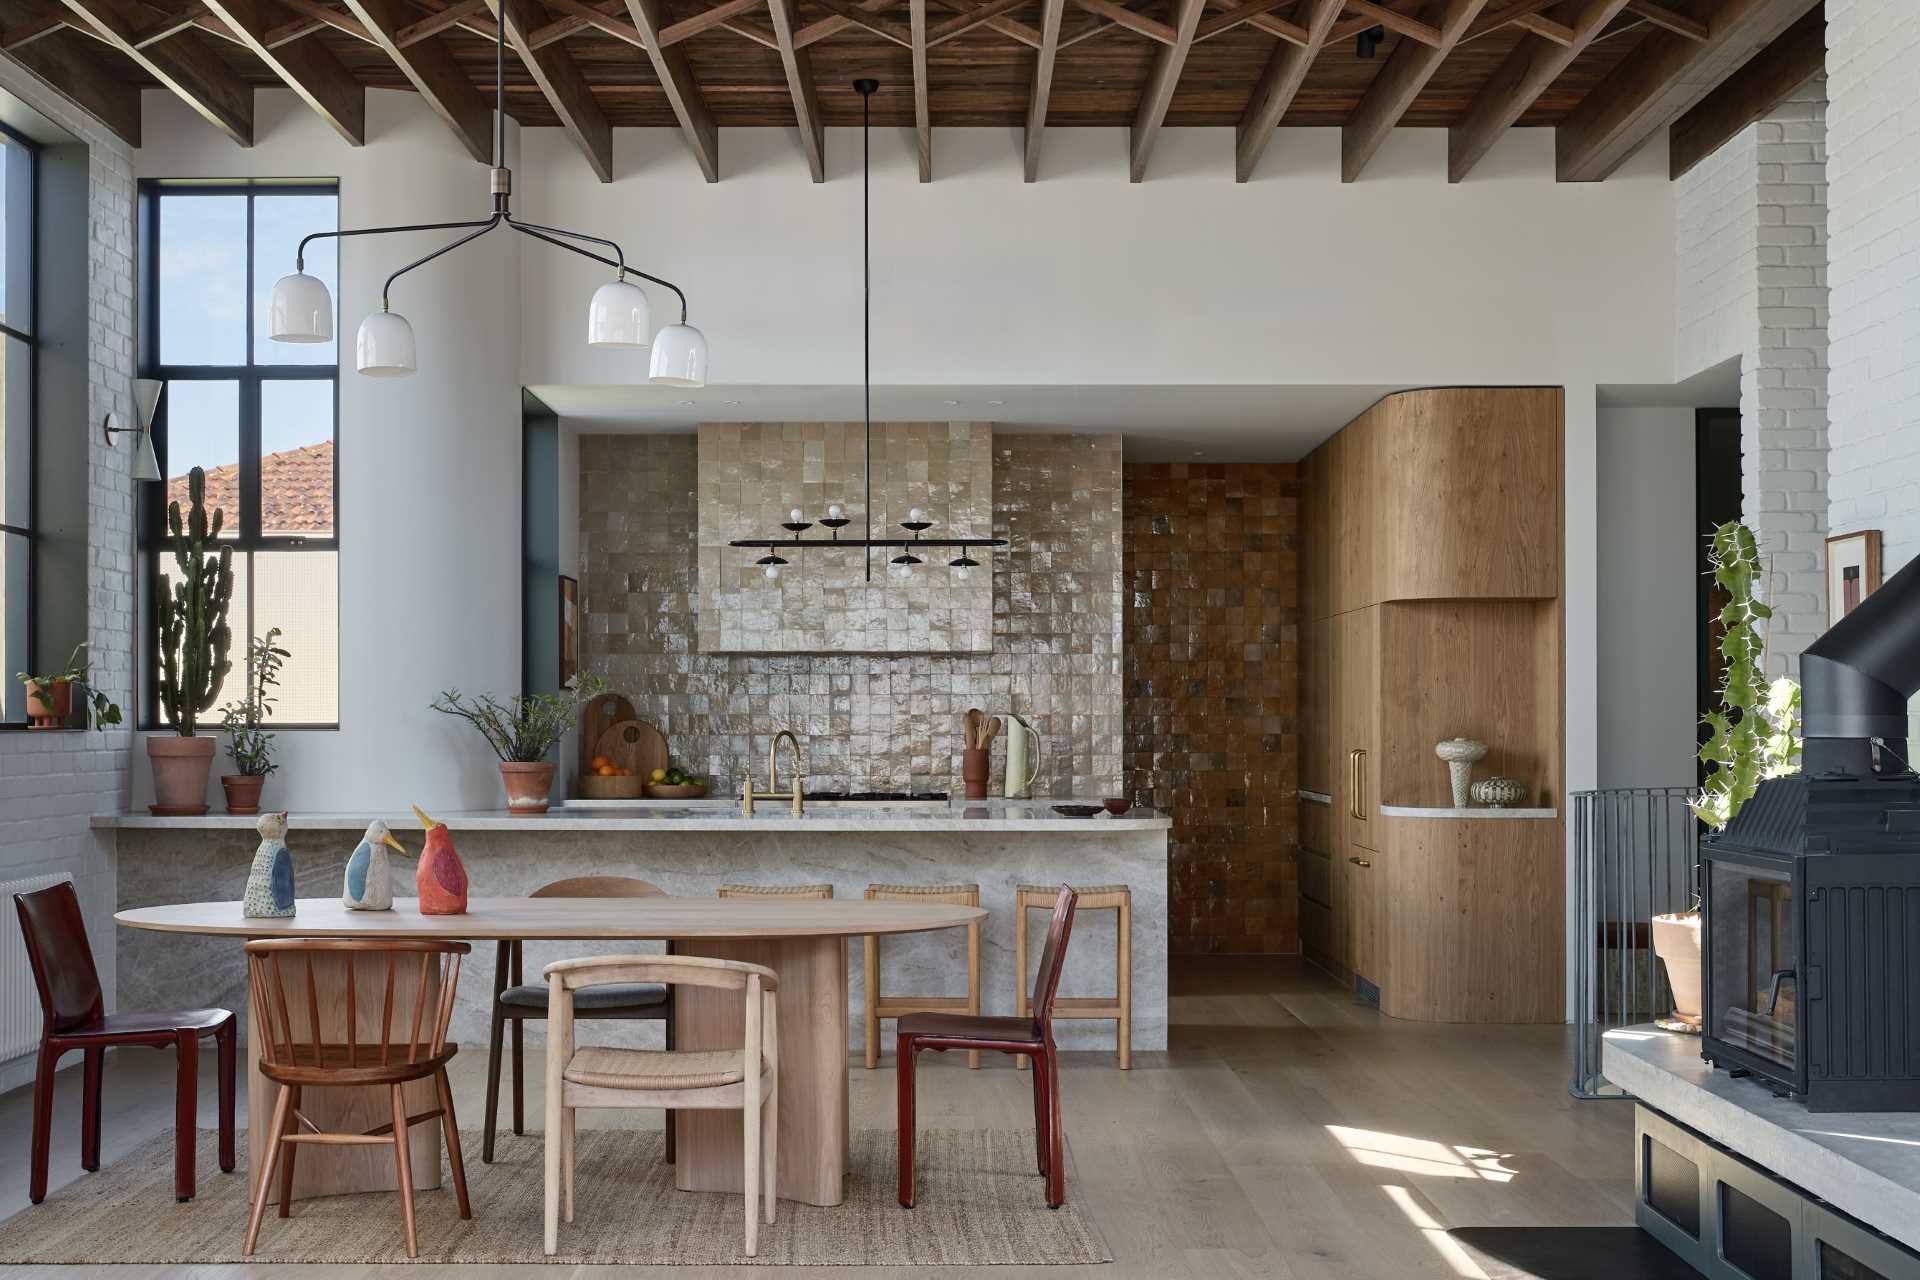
[1,0,1822,182]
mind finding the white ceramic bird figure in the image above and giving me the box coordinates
[342,819,407,911]
[243,811,295,918]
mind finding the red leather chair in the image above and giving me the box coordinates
[13,881,236,1203]
[897,883,1077,1209]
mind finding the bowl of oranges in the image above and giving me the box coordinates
[579,754,645,799]
[644,767,707,800]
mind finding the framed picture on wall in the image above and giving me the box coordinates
[559,575,579,684]
[1825,530,1882,626]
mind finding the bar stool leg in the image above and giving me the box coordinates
[863,933,881,1070]
[966,919,981,1069]
[1015,895,1031,1071]
[1118,893,1132,1071]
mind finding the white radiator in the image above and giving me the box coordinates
[0,874,75,1061]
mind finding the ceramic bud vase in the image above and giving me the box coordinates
[1651,911,1703,1034]
[1433,737,1489,808]
[413,806,468,915]
[243,811,295,918]
[344,819,405,911]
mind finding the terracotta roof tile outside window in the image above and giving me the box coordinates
[165,441,333,537]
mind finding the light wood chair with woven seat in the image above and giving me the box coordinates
[863,883,982,1068]
[1015,882,1132,1070]
[484,875,674,1164]
[242,939,472,1258]
[543,954,778,1257]
[716,883,834,899]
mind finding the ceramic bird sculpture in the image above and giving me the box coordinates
[343,819,407,911]
[243,811,295,918]
[413,805,468,915]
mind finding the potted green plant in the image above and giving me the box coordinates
[218,628,287,815]
[151,465,235,816]
[430,674,606,815]
[16,642,122,730]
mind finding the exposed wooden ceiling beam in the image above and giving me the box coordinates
[4,28,141,142]
[203,0,364,143]
[1342,0,1487,180]
[1344,0,1439,45]
[1624,0,1707,38]
[58,0,253,143]
[624,0,719,181]
[1073,0,1174,43]
[2,9,72,51]
[1234,0,1340,180]
[273,0,377,42]
[340,0,492,160]
[535,0,641,48]
[764,0,823,181]
[1449,0,1629,181]
[910,0,929,179]
[1194,0,1303,44]
[262,13,327,44]
[1510,9,1573,43]
[394,0,485,45]
[792,0,892,48]
[662,0,761,44]
[492,0,610,180]
[1457,0,1562,42]
[1557,0,1821,181]
[809,0,912,45]
[931,0,1042,46]
[1127,0,1204,181]
[926,0,1025,44]
[1669,2,1822,179]
[1023,0,1065,180]
[1329,0,1427,40]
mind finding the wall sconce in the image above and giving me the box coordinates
[103,378,164,482]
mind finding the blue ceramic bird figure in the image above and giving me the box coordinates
[343,819,406,911]
[243,811,295,918]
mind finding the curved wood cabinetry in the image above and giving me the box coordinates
[1297,387,1564,1024]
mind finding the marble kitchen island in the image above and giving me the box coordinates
[96,800,1169,1056]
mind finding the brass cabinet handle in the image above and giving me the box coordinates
[1348,748,1366,821]
[1348,855,1371,868]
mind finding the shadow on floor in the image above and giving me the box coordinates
[1449,1226,1699,1279]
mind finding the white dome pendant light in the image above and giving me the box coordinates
[264,14,705,380]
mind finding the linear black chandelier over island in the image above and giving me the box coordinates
[730,79,1006,584]
[262,13,705,383]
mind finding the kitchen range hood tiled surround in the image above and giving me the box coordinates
[580,431,1122,797]
[697,422,994,653]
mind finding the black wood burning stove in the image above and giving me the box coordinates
[1701,552,1920,1112]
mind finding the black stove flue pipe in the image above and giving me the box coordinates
[1800,548,1920,777]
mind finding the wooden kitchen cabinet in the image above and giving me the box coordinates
[1300,444,1333,624]
[1333,606,1379,855]
[1345,842,1381,992]
[1330,406,1377,616]
[1301,615,1331,796]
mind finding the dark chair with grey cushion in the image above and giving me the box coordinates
[482,875,674,1163]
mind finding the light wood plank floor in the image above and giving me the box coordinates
[0,957,1635,1278]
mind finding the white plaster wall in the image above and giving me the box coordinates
[1597,407,1699,790]
[133,91,524,812]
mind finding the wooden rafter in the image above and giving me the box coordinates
[809,0,911,45]
[340,0,491,161]
[1624,0,1708,39]
[1127,0,1204,181]
[1509,10,1573,43]
[910,0,929,179]
[624,0,719,181]
[394,0,486,46]
[1343,0,1439,46]
[1557,0,1821,181]
[2,8,71,51]
[1340,0,1488,181]
[1448,0,1630,181]
[1329,0,1427,41]
[1669,2,1823,179]
[765,0,824,181]
[1457,0,1565,42]
[58,0,253,143]
[1023,0,1065,181]
[493,0,610,180]
[4,26,140,142]
[926,0,1025,44]
[932,0,1043,47]
[1073,0,1173,44]
[1234,0,1340,181]
[1194,0,1303,45]
[273,0,377,43]
[203,0,364,143]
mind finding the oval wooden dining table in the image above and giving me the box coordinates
[115,895,984,1208]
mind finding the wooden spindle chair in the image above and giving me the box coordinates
[242,939,473,1258]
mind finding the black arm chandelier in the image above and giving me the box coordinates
[264,13,705,383]
[729,78,1006,584]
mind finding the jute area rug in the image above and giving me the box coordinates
[0,1127,1110,1266]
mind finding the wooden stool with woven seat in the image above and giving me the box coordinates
[1015,882,1132,1070]
[716,883,834,900]
[863,883,982,1069]
[242,939,473,1259]
[543,953,778,1257]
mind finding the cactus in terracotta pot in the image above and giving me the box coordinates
[148,466,235,815]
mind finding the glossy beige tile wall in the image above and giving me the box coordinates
[696,423,994,653]
[579,430,1122,796]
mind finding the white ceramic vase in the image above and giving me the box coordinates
[1433,737,1489,808]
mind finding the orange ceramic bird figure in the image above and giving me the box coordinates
[412,805,468,915]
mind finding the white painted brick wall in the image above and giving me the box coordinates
[0,59,137,1091]
[1827,0,1920,574]
[1675,81,1830,677]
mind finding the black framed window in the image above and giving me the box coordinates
[139,183,340,728]
[1,127,36,725]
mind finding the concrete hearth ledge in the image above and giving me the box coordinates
[1603,1026,1920,1252]
[95,799,1170,834]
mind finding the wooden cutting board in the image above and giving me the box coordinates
[579,693,637,777]
[593,718,669,782]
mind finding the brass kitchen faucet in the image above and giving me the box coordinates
[742,730,804,817]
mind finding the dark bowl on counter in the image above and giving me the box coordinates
[1102,797,1132,815]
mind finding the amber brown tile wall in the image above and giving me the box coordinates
[1123,464,1302,955]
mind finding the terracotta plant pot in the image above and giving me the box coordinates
[148,736,216,816]
[500,761,557,815]
[962,747,990,800]
[24,680,73,729]
[221,774,266,816]
[1651,911,1704,1032]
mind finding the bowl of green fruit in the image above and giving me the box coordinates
[644,766,707,800]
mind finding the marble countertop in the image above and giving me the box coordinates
[1603,1025,1920,1252]
[95,798,1170,834]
